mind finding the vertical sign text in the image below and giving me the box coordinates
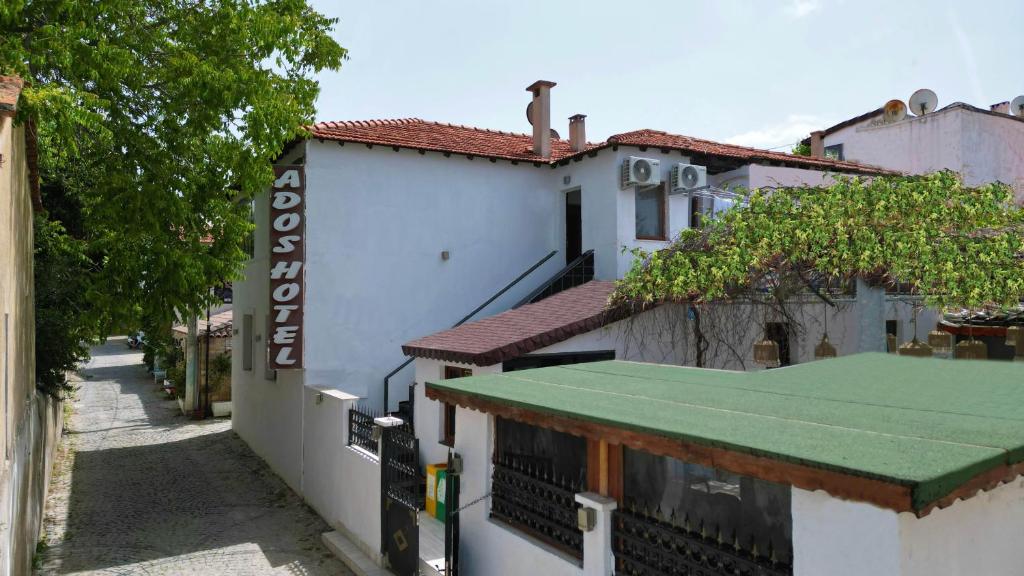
[269,165,305,369]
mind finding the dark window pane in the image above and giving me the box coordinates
[635,185,664,239]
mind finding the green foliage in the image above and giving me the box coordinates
[615,172,1024,310]
[792,141,811,156]
[2,0,344,377]
[33,214,97,397]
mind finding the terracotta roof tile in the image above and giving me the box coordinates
[306,118,892,174]
[402,281,622,366]
[0,76,23,117]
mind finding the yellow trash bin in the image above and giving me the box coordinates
[425,463,447,518]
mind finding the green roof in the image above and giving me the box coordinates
[427,353,1024,511]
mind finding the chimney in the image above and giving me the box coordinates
[526,80,556,158]
[990,101,1010,114]
[809,130,825,159]
[569,114,587,153]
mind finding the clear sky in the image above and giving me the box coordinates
[309,0,1023,151]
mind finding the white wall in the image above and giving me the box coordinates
[413,358,500,468]
[793,477,1024,576]
[301,385,381,560]
[453,406,583,576]
[303,142,564,410]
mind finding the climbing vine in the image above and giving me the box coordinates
[614,172,1024,311]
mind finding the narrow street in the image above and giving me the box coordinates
[37,338,351,575]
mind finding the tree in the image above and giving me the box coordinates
[615,172,1024,315]
[1,1,346,394]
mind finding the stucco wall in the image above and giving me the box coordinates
[300,386,381,560]
[453,406,583,576]
[793,478,1024,575]
[413,358,501,467]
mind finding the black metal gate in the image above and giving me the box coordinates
[443,451,460,576]
[381,423,421,576]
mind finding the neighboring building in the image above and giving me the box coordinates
[171,306,233,417]
[805,98,1024,202]
[0,76,63,576]
[425,354,1024,576]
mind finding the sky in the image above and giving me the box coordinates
[309,0,1024,151]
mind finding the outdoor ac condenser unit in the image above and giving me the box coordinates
[621,156,661,188]
[670,163,707,193]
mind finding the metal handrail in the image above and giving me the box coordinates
[514,249,594,308]
[383,250,558,412]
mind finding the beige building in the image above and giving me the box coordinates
[0,75,63,575]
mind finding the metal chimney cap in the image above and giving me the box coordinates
[526,80,557,95]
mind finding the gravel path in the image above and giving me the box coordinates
[37,337,351,575]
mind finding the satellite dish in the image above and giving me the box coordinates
[883,99,907,123]
[1011,95,1024,117]
[680,165,701,188]
[526,101,534,125]
[909,88,938,116]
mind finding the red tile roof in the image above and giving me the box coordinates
[0,76,23,117]
[307,118,598,163]
[402,281,623,366]
[608,129,896,174]
[306,118,893,175]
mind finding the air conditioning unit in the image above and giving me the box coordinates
[621,156,661,188]
[670,163,707,193]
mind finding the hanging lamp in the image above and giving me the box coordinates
[954,318,988,360]
[898,306,933,357]
[814,301,837,360]
[927,326,953,356]
[1005,325,1022,347]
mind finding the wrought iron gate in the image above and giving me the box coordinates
[443,450,460,576]
[381,423,421,576]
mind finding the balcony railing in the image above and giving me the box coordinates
[613,505,792,576]
[490,453,583,558]
[516,250,594,307]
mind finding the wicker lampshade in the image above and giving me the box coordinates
[753,339,780,368]
[1006,325,1023,347]
[955,338,988,360]
[886,333,898,354]
[898,337,933,358]
[927,329,953,355]
[814,334,837,360]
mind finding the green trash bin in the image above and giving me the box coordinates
[435,468,448,523]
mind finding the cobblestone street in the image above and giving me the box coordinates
[37,338,351,575]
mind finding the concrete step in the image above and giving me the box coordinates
[322,530,391,576]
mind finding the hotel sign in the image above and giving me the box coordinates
[268,165,305,369]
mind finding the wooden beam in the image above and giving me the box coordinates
[599,439,609,496]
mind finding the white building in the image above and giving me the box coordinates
[424,353,1024,576]
[231,81,915,572]
[806,98,1024,202]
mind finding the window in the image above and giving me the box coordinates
[690,195,705,229]
[441,366,471,446]
[635,183,666,240]
[623,448,792,565]
[824,143,844,161]
[242,314,253,371]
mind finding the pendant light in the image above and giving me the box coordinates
[927,325,953,357]
[814,301,837,360]
[1006,325,1022,347]
[955,317,988,360]
[898,306,933,357]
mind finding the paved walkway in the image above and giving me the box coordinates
[37,338,351,575]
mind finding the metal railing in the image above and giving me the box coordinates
[489,453,583,558]
[515,250,594,307]
[348,405,380,455]
[382,249,558,412]
[613,505,792,576]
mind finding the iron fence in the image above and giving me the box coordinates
[348,405,379,455]
[613,505,792,576]
[489,453,583,558]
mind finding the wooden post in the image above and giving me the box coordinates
[598,439,609,496]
